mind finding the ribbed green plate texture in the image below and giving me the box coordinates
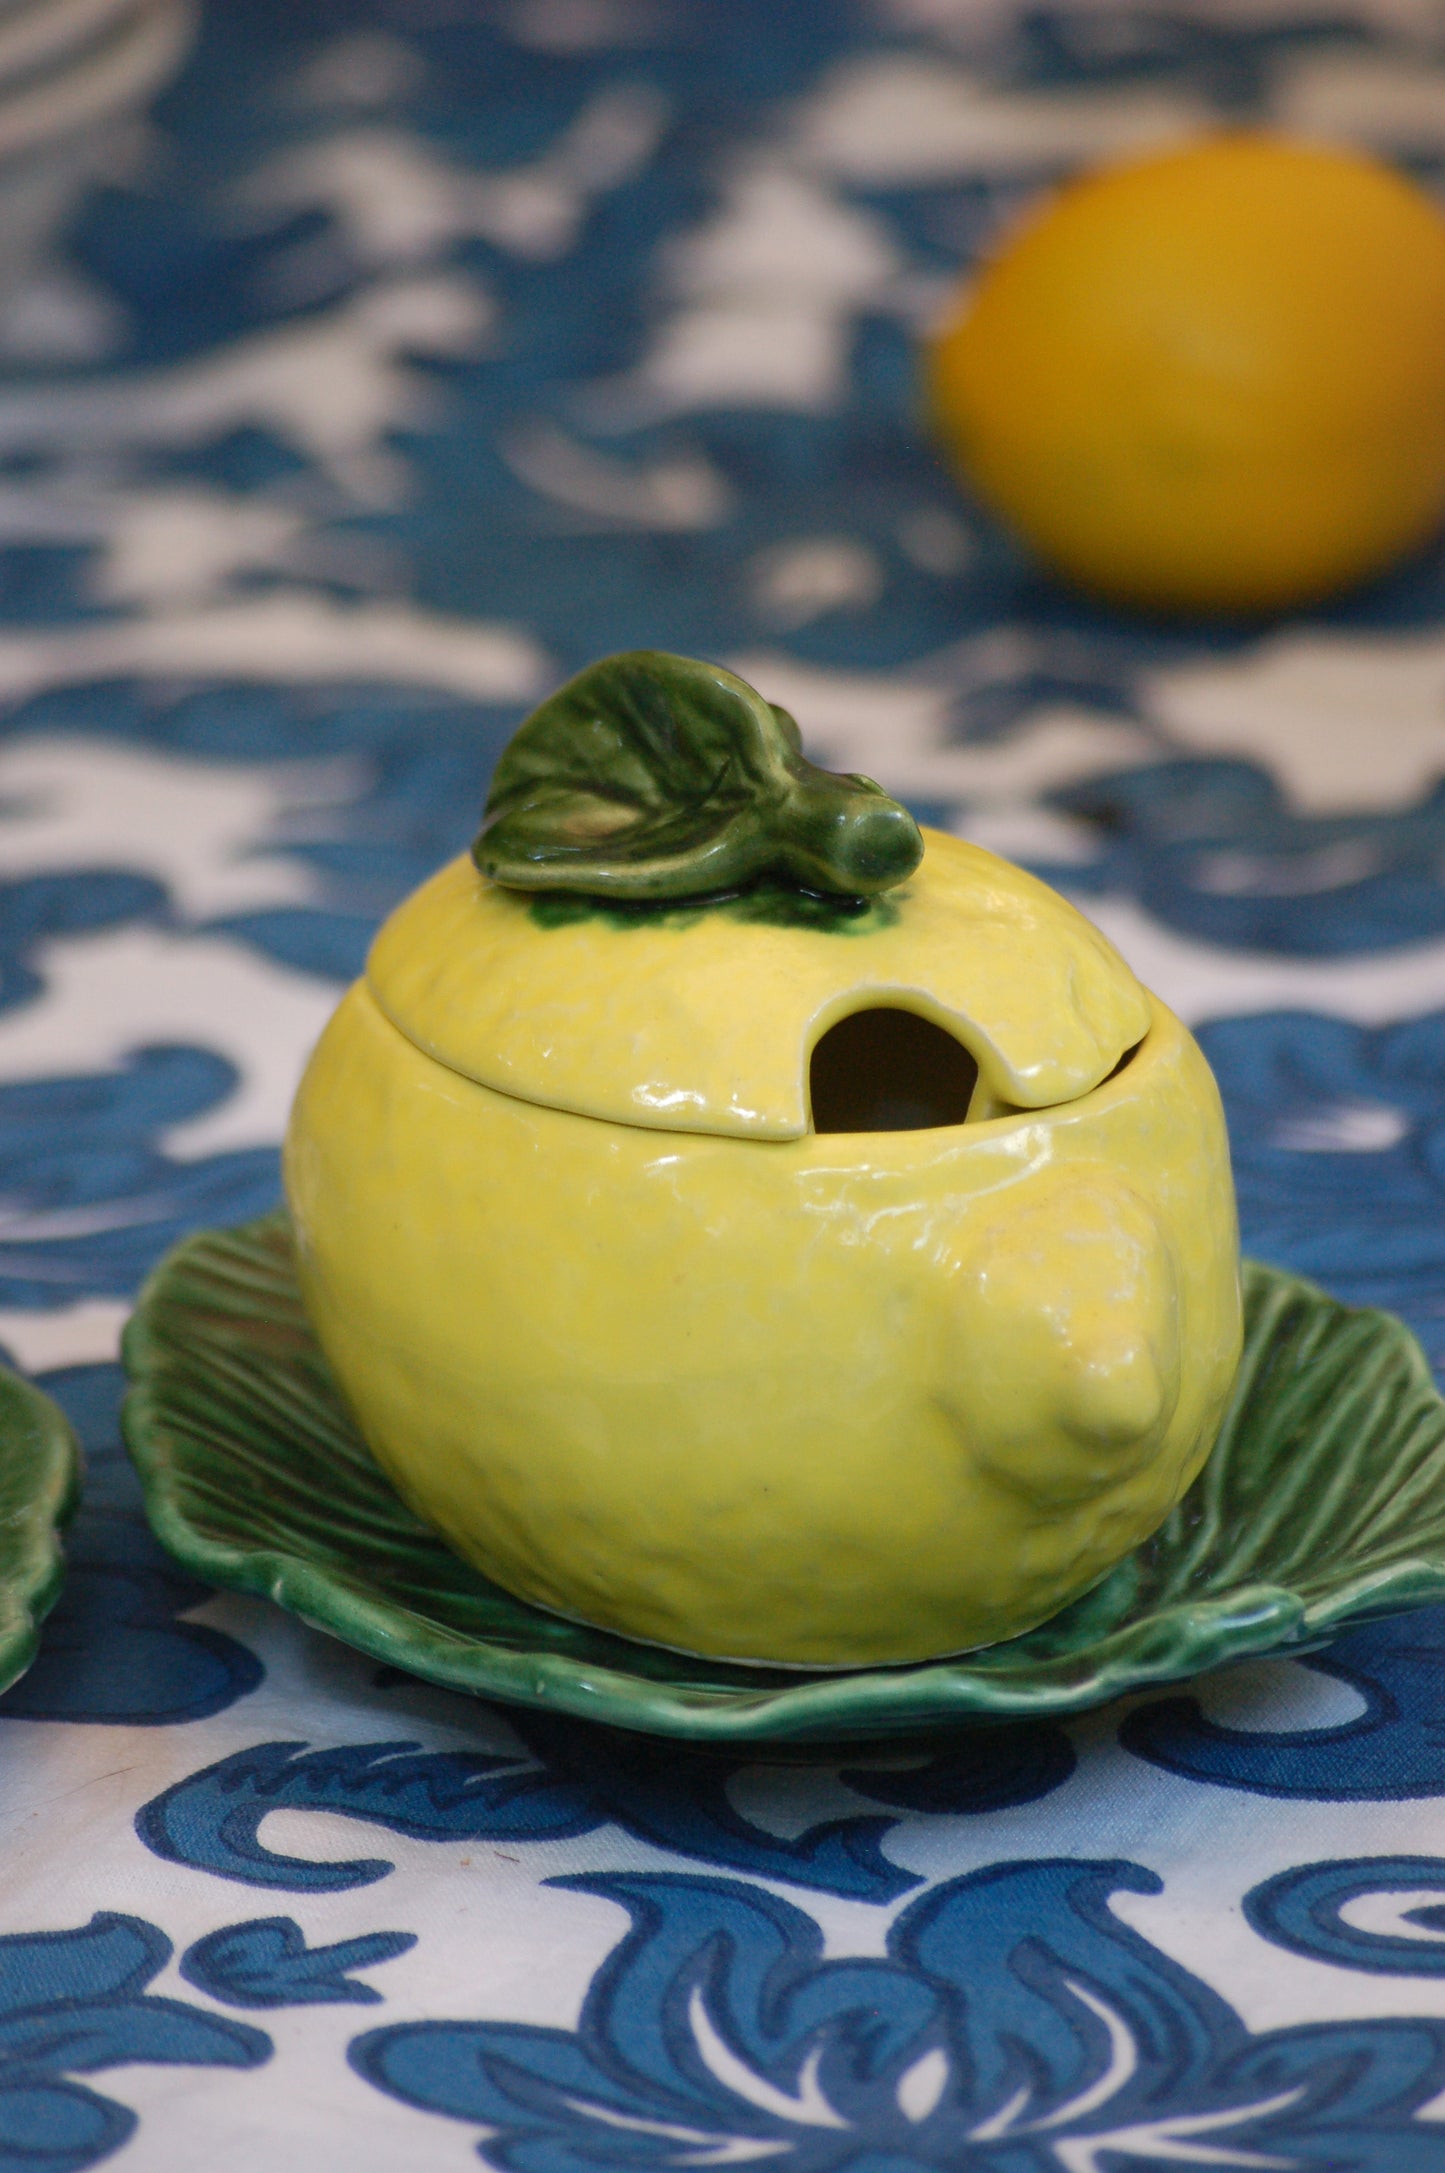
[122,1211,1445,1743]
[0,1363,80,1699]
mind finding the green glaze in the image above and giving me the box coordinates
[122,1210,1445,1744]
[475,651,923,901]
[526,880,904,937]
[0,1364,80,1698]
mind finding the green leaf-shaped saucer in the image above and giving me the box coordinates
[0,1363,80,1698]
[122,1212,1445,1744]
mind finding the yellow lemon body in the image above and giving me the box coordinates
[284,830,1240,1669]
[927,134,1445,613]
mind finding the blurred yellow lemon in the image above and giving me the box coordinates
[926,133,1445,613]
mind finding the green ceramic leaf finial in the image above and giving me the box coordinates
[473,650,924,902]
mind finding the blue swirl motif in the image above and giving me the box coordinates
[1196,1012,1445,1342]
[514,1709,1074,1892]
[350,1860,1445,2170]
[181,1919,416,2009]
[0,689,519,1328]
[1055,763,1445,957]
[0,1912,267,2171]
[0,1046,280,1309]
[1120,1610,1445,1800]
[1247,1859,1445,1978]
[136,1740,597,1893]
[134,1719,1074,1902]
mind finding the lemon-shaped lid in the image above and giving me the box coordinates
[367,652,1150,1140]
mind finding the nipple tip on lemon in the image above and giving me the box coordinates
[925,132,1445,615]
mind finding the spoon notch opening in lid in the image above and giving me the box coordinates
[473,649,924,903]
[810,1006,982,1133]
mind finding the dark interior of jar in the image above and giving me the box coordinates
[807,1009,1145,1133]
[809,1007,979,1133]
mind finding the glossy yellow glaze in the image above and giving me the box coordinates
[367,833,1151,1137]
[286,859,1241,1664]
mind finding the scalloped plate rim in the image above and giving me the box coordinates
[120,1220,1445,1743]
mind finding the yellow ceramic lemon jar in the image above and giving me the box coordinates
[284,652,1241,1668]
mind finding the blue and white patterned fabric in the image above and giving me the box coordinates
[10,1,1445,2164]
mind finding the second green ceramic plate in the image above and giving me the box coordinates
[0,1362,79,1700]
[122,1212,1445,1743]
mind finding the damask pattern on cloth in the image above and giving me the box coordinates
[353,1865,1445,2171]
[4,1,1445,2165]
